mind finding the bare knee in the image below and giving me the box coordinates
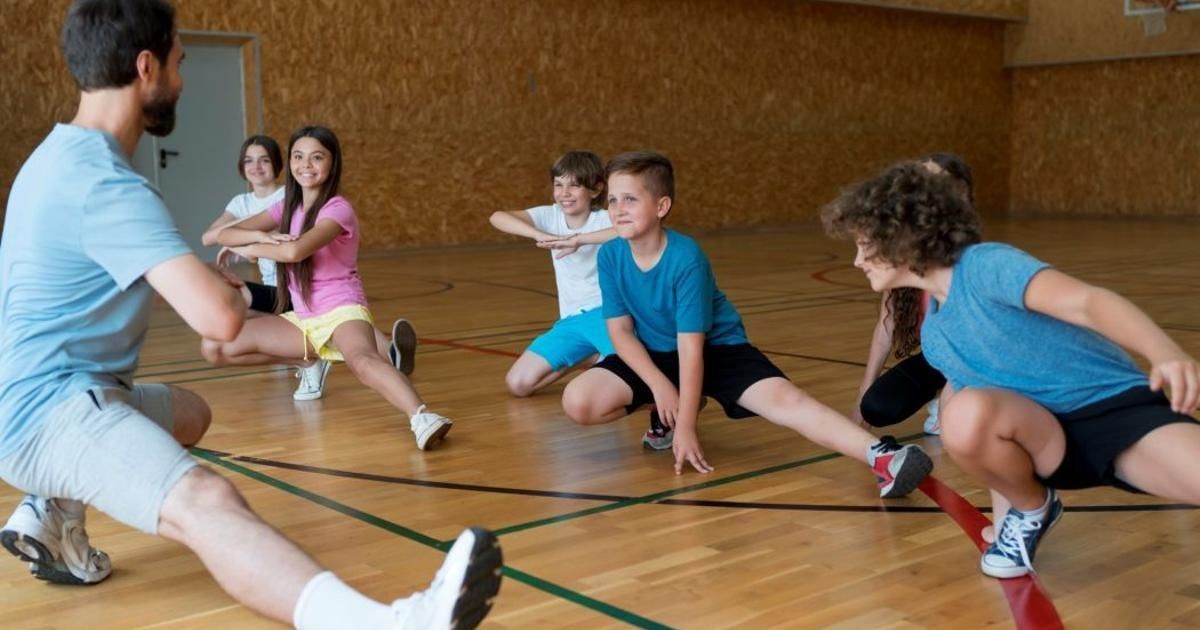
[343,350,384,381]
[506,368,537,398]
[170,387,212,446]
[561,383,601,425]
[200,339,230,366]
[940,390,992,458]
[158,467,249,542]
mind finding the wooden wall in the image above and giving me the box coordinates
[815,0,1026,21]
[1003,0,1199,218]
[1010,54,1200,218]
[1006,0,1200,67]
[3,1,1013,247]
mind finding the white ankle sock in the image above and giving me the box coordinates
[1019,489,1052,518]
[294,571,393,630]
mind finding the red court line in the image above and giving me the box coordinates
[918,477,1064,630]
[419,337,521,358]
[811,264,869,289]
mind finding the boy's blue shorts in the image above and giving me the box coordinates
[527,308,614,370]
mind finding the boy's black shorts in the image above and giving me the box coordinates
[594,343,787,419]
[245,281,278,314]
[1043,386,1197,493]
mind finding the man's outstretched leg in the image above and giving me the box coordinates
[158,467,502,628]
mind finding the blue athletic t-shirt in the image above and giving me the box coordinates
[921,242,1146,414]
[0,124,191,459]
[598,229,747,352]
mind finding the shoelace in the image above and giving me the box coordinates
[297,364,320,390]
[993,510,1043,573]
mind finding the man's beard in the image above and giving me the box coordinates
[143,88,179,137]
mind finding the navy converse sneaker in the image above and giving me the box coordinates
[980,488,1064,578]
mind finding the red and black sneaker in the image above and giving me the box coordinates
[641,411,673,451]
[868,436,933,498]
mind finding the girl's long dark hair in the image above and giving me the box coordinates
[823,160,982,360]
[276,125,342,312]
[885,288,923,359]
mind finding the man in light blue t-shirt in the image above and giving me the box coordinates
[0,2,502,627]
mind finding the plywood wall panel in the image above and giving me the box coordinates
[3,0,1011,247]
[1010,55,1200,217]
[814,0,1026,20]
[1006,0,1200,67]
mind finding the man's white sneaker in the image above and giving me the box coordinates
[391,528,503,630]
[294,359,331,401]
[411,405,452,450]
[0,496,111,585]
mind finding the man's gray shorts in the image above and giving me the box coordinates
[0,385,197,534]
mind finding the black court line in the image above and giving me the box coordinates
[760,349,868,368]
[194,448,1197,516]
[365,279,456,302]
[465,279,558,299]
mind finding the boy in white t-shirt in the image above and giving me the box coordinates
[489,151,617,397]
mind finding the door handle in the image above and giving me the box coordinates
[159,148,180,169]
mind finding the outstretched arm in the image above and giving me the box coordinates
[201,211,240,247]
[672,332,713,474]
[215,211,290,247]
[854,296,895,423]
[537,228,619,259]
[489,210,554,242]
[1025,269,1199,412]
[228,218,342,264]
[145,254,246,341]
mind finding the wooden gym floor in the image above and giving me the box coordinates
[3,217,1199,629]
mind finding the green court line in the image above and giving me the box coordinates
[192,449,675,630]
[138,357,210,370]
[138,365,227,378]
[157,367,291,385]
[491,432,925,538]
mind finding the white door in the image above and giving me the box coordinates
[132,40,247,261]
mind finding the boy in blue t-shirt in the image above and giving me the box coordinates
[561,151,933,499]
[824,161,1200,579]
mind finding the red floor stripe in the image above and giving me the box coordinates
[918,476,1064,630]
[419,337,521,358]
[810,264,869,289]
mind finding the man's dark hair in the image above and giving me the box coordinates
[61,0,176,90]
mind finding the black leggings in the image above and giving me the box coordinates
[245,281,279,313]
[860,352,947,428]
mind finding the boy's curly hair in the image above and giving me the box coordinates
[822,162,982,358]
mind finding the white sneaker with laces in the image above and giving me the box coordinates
[0,496,111,585]
[294,359,331,401]
[391,527,503,630]
[411,405,452,450]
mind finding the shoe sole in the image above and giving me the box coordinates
[642,438,673,451]
[292,361,331,401]
[879,447,934,499]
[417,421,453,451]
[450,528,504,630]
[0,529,102,586]
[392,319,417,376]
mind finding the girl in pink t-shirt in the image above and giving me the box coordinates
[204,126,451,450]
